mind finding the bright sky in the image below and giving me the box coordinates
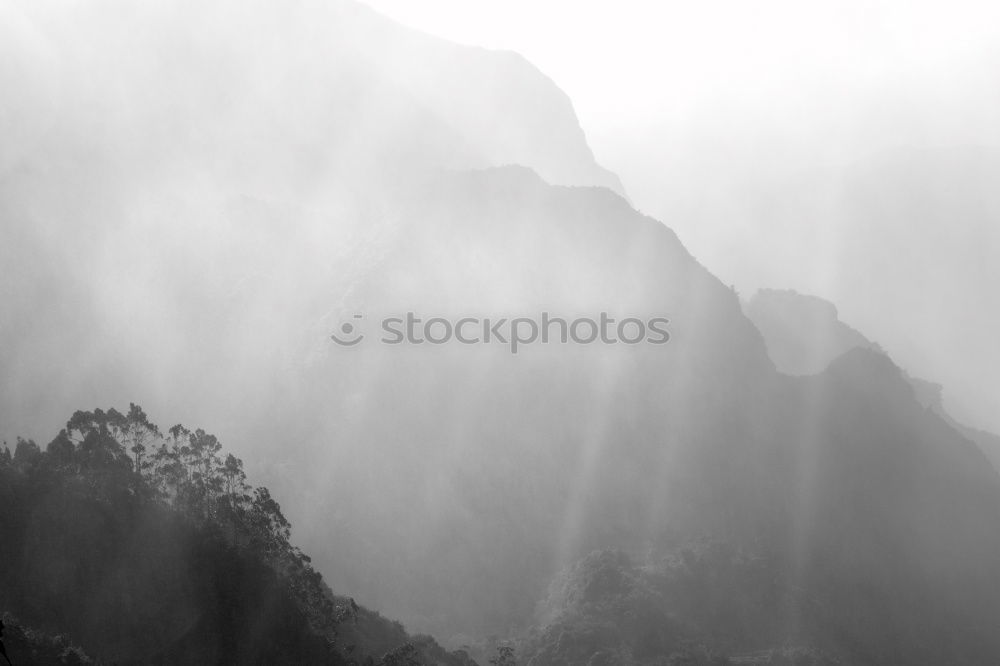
[359,1,1000,436]
[360,0,1000,134]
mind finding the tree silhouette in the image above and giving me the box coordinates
[5,403,337,648]
[0,619,10,665]
[121,403,161,477]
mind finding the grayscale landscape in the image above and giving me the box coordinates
[1,1,999,664]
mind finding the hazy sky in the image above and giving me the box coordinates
[3,1,1000,644]
[361,0,1000,433]
[362,0,1000,134]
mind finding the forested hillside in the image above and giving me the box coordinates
[0,404,471,665]
[3,2,1000,665]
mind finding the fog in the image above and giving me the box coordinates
[3,1,1000,663]
[2,1,687,642]
[364,0,1000,431]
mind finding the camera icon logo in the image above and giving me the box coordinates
[330,314,365,346]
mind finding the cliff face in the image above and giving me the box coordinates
[0,0,622,197]
[745,289,879,375]
[3,3,1000,665]
[0,0,626,447]
[746,287,1000,473]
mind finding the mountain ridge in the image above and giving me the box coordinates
[3,2,1000,664]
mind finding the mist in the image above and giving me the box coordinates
[364,0,1000,432]
[3,1,1000,664]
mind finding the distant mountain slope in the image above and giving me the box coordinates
[603,133,1000,434]
[746,288,1000,472]
[0,0,623,447]
[523,549,839,666]
[0,0,622,197]
[517,349,1000,665]
[745,289,879,376]
[3,2,1000,664]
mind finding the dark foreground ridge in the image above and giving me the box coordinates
[0,404,473,666]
